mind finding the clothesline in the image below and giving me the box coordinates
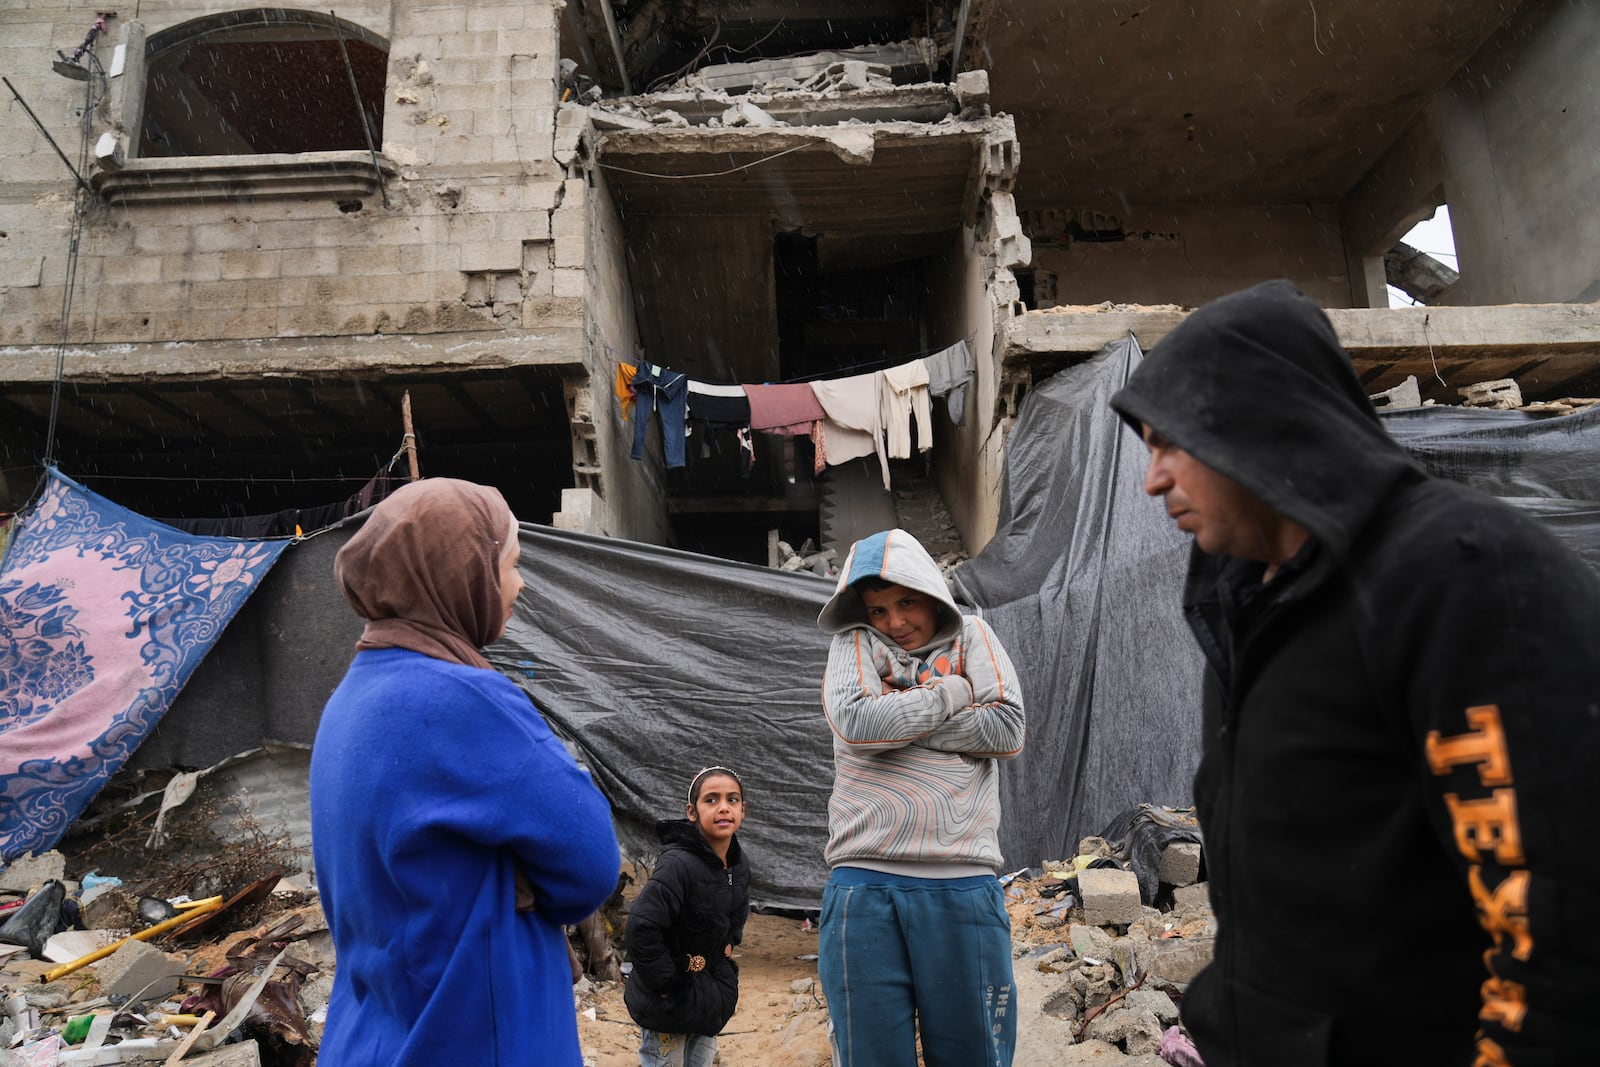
[601,333,978,388]
[616,339,977,493]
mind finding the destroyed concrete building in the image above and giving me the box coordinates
[2,0,1598,562]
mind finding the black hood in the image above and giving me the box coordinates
[1109,279,1419,567]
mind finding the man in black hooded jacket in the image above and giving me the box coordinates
[1109,279,1600,1067]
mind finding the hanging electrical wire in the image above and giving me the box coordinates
[42,46,105,476]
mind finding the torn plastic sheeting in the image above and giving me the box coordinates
[187,946,288,1054]
[0,880,65,957]
[1094,805,1202,905]
[491,526,836,911]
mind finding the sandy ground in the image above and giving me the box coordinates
[572,899,1165,1067]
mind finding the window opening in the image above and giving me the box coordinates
[140,9,386,158]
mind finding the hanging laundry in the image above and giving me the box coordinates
[631,363,690,469]
[924,339,975,427]
[810,372,891,490]
[614,362,639,421]
[745,383,826,436]
[880,360,933,458]
[0,469,288,863]
[687,380,755,475]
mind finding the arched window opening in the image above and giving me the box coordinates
[140,9,386,158]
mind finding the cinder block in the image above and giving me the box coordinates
[94,940,186,1001]
[1158,842,1202,887]
[1078,867,1141,927]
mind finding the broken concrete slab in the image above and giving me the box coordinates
[94,940,186,1001]
[1170,882,1212,914]
[721,100,782,128]
[42,930,120,964]
[680,40,934,94]
[1370,373,1422,410]
[1144,936,1216,985]
[0,851,66,892]
[954,69,990,110]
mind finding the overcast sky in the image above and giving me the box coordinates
[1388,208,1460,307]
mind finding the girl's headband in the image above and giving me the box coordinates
[687,765,743,805]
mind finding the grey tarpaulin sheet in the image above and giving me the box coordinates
[127,527,360,772]
[488,527,836,911]
[953,337,1600,869]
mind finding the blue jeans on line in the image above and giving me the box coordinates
[818,867,1016,1067]
[630,365,689,469]
[638,1028,716,1067]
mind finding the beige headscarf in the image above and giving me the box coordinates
[334,478,515,670]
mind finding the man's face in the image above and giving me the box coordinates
[1139,423,1284,563]
[860,583,940,651]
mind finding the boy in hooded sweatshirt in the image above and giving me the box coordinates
[815,529,1025,1067]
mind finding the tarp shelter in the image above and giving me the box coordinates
[94,337,1600,908]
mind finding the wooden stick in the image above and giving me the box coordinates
[162,1009,216,1064]
[401,390,420,481]
[41,897,223,983]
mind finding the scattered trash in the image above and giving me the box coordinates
[1161,1023,1205,1066]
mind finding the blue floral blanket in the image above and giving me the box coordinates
[0,470,287,863]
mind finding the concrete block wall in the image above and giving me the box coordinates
[1026,203,1350,310]
[0,1,584,353]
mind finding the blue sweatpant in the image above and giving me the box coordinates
[818,868,1016,1067]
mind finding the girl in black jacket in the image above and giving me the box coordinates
[623,766,751,1067]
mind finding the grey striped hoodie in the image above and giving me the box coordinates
[818,529,1025,875]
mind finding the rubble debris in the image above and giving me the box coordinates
[1370,374,1422,410]
[1459,377,1522,409]
[1001,863,1216,1059]
[0,854,68,894]
[95,940,185,1002]
[772,539,836,577]
[1077,868,1142,927]
[720,100,782,128]
[953,69,990,114]
[1156,843,1202,888]
[676,41,932,95]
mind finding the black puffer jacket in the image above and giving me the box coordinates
[623,820,750,1037]
[1111,280,1600,1066]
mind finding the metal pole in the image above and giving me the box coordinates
[2,77,93,196]
[328,12,389,208]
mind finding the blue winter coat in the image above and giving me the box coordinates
[311,648,620,1065]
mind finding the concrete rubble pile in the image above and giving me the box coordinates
[577,37,991,134]
[999,829,1212,1065]
[0,851,331,1067]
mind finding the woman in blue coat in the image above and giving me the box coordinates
[311,478,620,1065]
